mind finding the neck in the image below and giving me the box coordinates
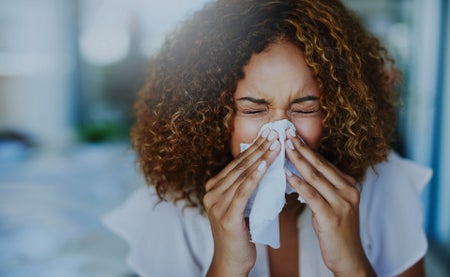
[282,193,305,218]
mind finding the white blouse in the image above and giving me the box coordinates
[103,152,432,277]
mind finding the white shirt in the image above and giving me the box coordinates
[103,152,432,277]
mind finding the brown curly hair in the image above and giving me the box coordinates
[132,0,399,209]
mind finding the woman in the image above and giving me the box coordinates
[104,0,431,276]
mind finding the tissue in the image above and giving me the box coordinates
[240,119,304,248]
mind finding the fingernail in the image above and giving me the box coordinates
[288,128,296,137]
[270,140,279,151]
[285,168,293,177]
[267,130,277,141]
[261,128,270,138]
[286,139,295,150]
[299,136,306,146]
[257,160,267,172]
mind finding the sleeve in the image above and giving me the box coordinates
[102,186,203,277]
[362,152,432,277]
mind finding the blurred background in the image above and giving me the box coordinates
[0,0,449,276]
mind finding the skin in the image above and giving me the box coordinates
[203,41,424,276]
[229,41,323,155]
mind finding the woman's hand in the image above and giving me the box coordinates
[285,131,376,277]
[203,129,281,277]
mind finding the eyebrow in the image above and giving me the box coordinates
[235,95,319,104]
[292,96,320,103]
[235,97,269,104]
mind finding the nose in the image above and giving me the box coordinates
[269,108,290,122]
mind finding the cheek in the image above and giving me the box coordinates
[230,117,264,157]
[293,118,323,150]
[230,117,323,156]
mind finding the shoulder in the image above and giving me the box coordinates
[360,151,432,212]
[359,151,432,277]
[103,186,213,277]
[368,151,431,191]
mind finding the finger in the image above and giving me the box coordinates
[204,136,262,193]
[286,131,355,190]
[206,129,278,193]
[285,169,333,219]
[285,139,343,207]
[206,137,281,214]
[224,159,270,220]
[204,136,281,220]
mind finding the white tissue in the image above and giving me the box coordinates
[240,119,305,248]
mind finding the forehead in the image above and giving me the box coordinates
[234,41,321,100]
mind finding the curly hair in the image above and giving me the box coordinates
[132,0,399,209]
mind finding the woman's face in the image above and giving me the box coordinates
[230,41,323,157]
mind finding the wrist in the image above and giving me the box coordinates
[206,255,252,277]
[206,265,249,277]
[352,265,376,277]
[334,260,376,277]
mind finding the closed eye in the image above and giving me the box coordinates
[243,109,267,114]
[235,97,269,116]
[291,108,320,114]
[290,98,320,115]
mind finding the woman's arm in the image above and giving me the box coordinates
[285,130,376,277]
[204,130,281,276]
[398,259,425,277]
